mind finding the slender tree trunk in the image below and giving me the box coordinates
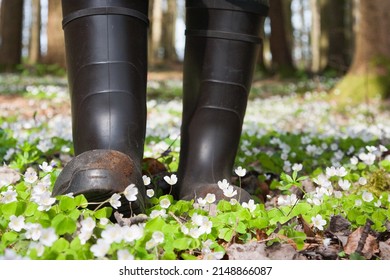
[28,0,41,65]
[269,0,295,76]
[0,0,24,72]
[162,0,178,63]
[44,0,65,68]
[310,0,327,73]
[325,0,352,73]
[149,0,163,67]
[311,0,352,74]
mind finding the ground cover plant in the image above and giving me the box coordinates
[1,74,390,260]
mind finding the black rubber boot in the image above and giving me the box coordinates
[53,0,149,215]
[177,0,269,202]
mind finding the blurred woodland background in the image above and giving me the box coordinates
[1,0,390,103]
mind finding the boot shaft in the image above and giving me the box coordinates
[61,0,149,162]
[178,0,269,194]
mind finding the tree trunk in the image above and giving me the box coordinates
[333,0,390,104]
[44,0,65,68]
[310,0,326,73]
[0,0,24,72]
[311,0,352,74]
[325,0,352,73]
[28,0,42,65]
[269,0,295,76]
[162,0,178,63]
[149,0,163,67]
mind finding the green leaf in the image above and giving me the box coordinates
[145,217,166,232]
[52,214,77,235]
[74,195,88,208]
[1,201,26,217]
[24,202,38,217]
[218,228,234,242]
[59,196,77,212]
[217,200,232,212]
[2,231,18,245]
[52,238,69,252]
[181,253,198,260]
[94,207,113,219]
[289,203,311,217]
[248,217,268,229]
[173,237,193,250]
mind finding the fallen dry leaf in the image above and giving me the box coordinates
[344,227,379,259]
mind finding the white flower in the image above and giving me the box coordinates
[242,199,256,212]
[192,213,204,226]
[366,146,377,153]
[101,224,123,244]
[25,223,43,241]
[122,224,144,243]
[152,231,164,244]
[217,179,230,191]
[358,177,367,185]
[325,166,337,177]
[189,227,201,239]
[222,185,237,198]
[362,191,374,202]
[358,153,376,165]
[334,191,343,199]
[159,198,171,209]
[0,249,27,260]
[379,145,388,153]
[146,189,155,198]
[79,230,93,245]
[313,174,332,188]
[24,168,38,184]
[338,179,351,191]
[163,174,178,185]
[199,219,213,235]
[149,209,168,219]
[117,249,134,260]
[350,156,358,165]
[235,166,247,177]
[142,175,151,186]
[39,227,58,246]
[99,218,109,226]
[123,184,138,202]
[8,215,25,232]
[229,198,238,205]
[181,225,189,235]
[197,197,207,207]
[374,200,382,208]
[1,187,17,204]
[145,238,158,250]
[292,163,303,172]
[204,193,216,204]
[277,194,298,206]
[80,217,96,233]
[29,242,45,257]
[109,193,121,209]
[336,167,348,177]
[39,162,53,173]
[311,214,327,231]
[90,239,111,258]
[355,199,362,207]
[35,191,56,211]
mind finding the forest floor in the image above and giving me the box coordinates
[1,72,390,262]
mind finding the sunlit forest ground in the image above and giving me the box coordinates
[1,72,390,260]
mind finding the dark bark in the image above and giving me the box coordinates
[0,0,24,72]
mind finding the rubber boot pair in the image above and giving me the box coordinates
[53,0,269,215]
